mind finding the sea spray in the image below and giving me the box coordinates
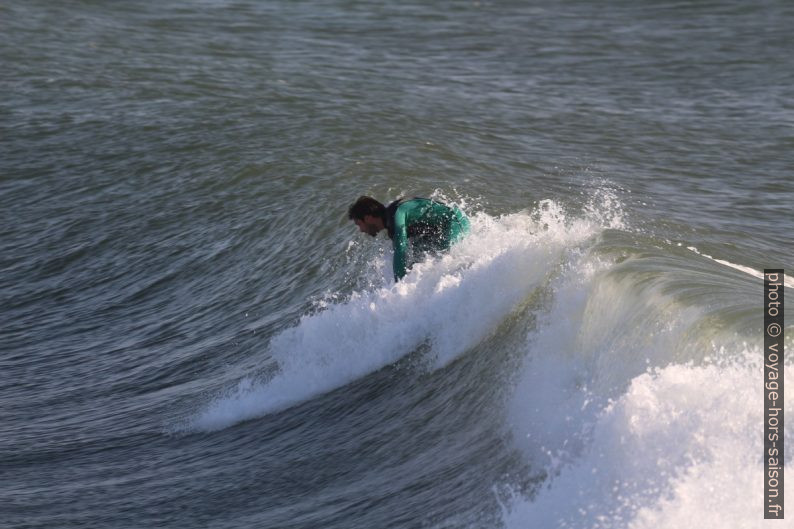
[187,199,613,432]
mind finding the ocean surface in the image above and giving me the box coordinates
[2,1,793,528]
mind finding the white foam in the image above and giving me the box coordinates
[503,256,794,529]
[188,199,612,432]
[504,350,793,529]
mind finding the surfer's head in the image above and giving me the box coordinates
[348,196,385,237]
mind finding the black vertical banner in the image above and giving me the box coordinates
[764,269,784,519]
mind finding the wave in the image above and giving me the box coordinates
[502,248,793,529]
[184,196,621,432]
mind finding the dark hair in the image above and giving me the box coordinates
[347,196,385,221]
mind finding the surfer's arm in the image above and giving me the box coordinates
[392,206,409,281]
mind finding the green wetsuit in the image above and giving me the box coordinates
[384,197,470,281]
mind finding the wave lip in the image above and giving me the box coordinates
[686,246,794,288]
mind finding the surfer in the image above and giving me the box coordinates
[348,196,470,281]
